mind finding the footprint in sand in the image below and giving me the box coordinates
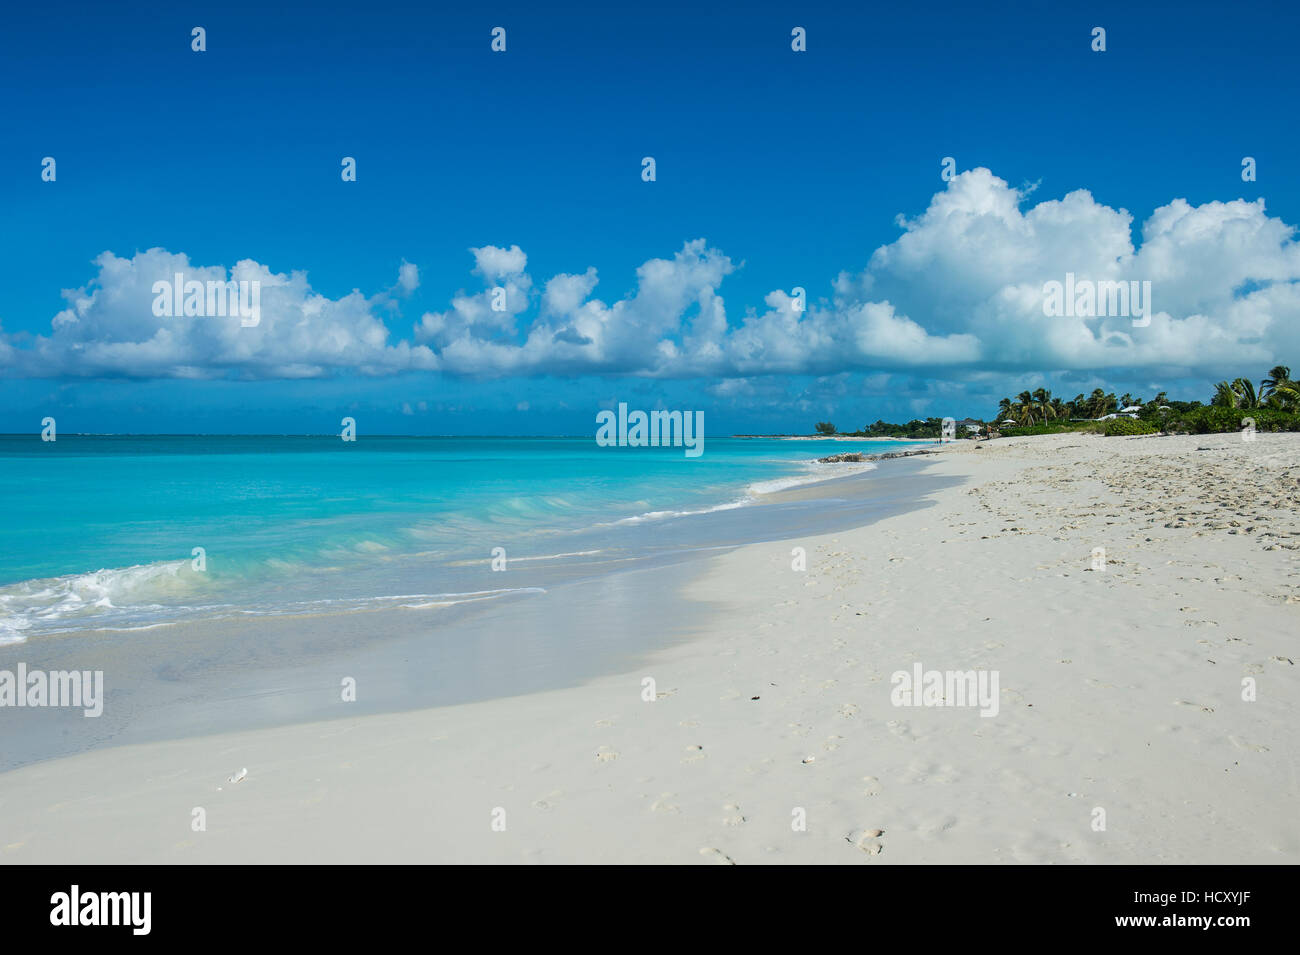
[722,803,746,826]
[651,794,680,814]
[1229,736,1270,753]
[682,745,706,763]
[699,847,737,865]
[887,719,916,741]
[594,718,614,727]
[839,703,860,719]
[595,746,619,762]
[862,776,882,796]
[903,761,959,785]
[1173,700,1215,713]
[532,790,563,811]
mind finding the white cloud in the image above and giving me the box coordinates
[4,170,1298,382]
[3,249,436,379]
[397,261,419,293]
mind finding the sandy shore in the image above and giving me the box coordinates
[2,432,1296,864]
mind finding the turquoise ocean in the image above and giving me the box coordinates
[0,435,930,644]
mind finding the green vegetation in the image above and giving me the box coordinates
[989,365,1300,437]
[996,387,1125,425]
[858,418,948,439]
[817,365,1300,440]
[1163,406,1300,434]
[998,421,1103,437]
[1103,417,1159,437]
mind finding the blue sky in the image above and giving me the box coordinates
[2,0,1298,434]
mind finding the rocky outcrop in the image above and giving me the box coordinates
[818,447,942,464]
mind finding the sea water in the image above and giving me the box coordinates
[0,435,929,643]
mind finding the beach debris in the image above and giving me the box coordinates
[801,755,816,764]
[846,829,885,854]
[699,847,737,865]
[227,767,247,784]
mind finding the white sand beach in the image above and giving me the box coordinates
[2,432,1296,864]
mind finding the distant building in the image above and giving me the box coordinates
[956,418,982,433]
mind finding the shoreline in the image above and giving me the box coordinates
[0,436,933,647]
[2,432,1296,863]
[0,455,955,772]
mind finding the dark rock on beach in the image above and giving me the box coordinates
[818,447,942,464]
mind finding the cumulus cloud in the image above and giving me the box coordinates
[2,249,436,379]
[413,244,533,350]
[4,169,1298,381]
[855,169,1300,372]
[397,261,419,294]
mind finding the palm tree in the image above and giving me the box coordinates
[1212,378,1260,409]
[1272,381,1300,409]
[1261,365,1291,398]
[1032,388,1054,424]
[1016,391,1036,425]
[996,397,1013,422]
[1261,365,1296,409]
[1085,388,1114,418]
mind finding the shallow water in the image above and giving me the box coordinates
[0,434,930,643]
[0,453,958,771]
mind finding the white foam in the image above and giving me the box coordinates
[0,560,198,640]
[748,460,877,496]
